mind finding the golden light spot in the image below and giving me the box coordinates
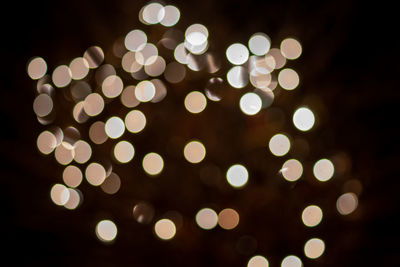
[293,107,315,131]
[135,80,156,102]
[101,172,121,194]
[281,159,303,182]
[83,93,104,117]
[248,33,271,56]
[114,140,135,163]
[83,46,104,68]
[226,43,249,65]
[280,38,302,60]
[281,255,302,267]
[105,116,125,139]
[304,238,325,259]
[125,110,146,133]
[27,57,47,79]
[226,164,248,188]
[96,220,117,242]
[37,131,57,155]
[85,162,106,186]
[50,184,70,206]
[154,219,176,240]
[55,142,75,165]
[247,255,269,267]
[120,85,140,108]
[195,208,218,230]
[184,91,207,114]
[73,140,92,164]
[143,152,164,176]
[64,188,81,210]
[239,92,262,116]
[63,165,83,188]
[102,75,123,98]
[52,65,72,88]
[337,192,358,215]
[278,68,299,90]
[218,208,239,230]
[89,121,108,144]
[183,140,206,163]
[269,134,290,157]
[313,159,335,182]
[302,205,323,227]
[69,57,89,80]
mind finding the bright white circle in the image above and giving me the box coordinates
[226,43,249,65]
[105,116,125,139]
[248,33,271,56]
[239,92,262,115]
[226,164,249,188]
[293,107,315,131]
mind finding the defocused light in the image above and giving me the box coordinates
[154,219,176,240]
[174,43,188,64]
[226,43,249,65]
[281,38,302,60]
[164,62,186,83]
[248,33,271,56]
[205,77,223,101]
[105,116,125,139]
[313,159,334,181]
[69,57,89,80]
[84,93,104,117]
[84,46,104,68]
[27,57,47,79]
[337,192,358,215]
[218,208,239,230]
[160,5,180,27]
[73,140,92,164]
[302,205,323,227]
[150,79,167,102]
[143,152,164,176]
[52,65,71,88]
[196,208,218,230]
[101,172,121,194]
[142,2,164,24]
[133,202,155,224]
[226,164,248,188]
[267,48,286,69]
[135,80,156,102]
[96,220,117,242]
[89,121,108,144]
[281,255,302,267]
[278,68,299,90]
[125,110,146,133]
[73,101,89,123]
[125,29,147,52]
[185,24,208,45]
[239,92,262,115]
[184,91,207,114]
[64,188,81,210]
[50,184,70,206]
[85,162,106,186]
[55,142,74,165]
[293,107,315,131]
[102,75,123,98]
[122,51,142,73]
[281,159,303,181]
[114,140,135,163]
[37,131,56,155]
[227,66,248,88]
[248,255,269,267]
[304,238,325,259]
[63,165,83,188]
[135,43,158,65]
[184,140,206,163]
[71,81,91,101]
[269,134,290,157]
[121,85,140,108]
[144,56,166,77]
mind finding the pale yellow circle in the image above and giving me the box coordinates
[184,91,207,114]
[143,152,164,176]
[154,219,176,240]
[184,140,206,163]
[302,205,323,227]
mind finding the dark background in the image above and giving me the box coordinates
[2,0,399,266]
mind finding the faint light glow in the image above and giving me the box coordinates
[121,86,140,108]
[248,33,271,56]
[281,255,302,267]
[269,134,290,157]
[239,92,262,116]
[218,208,239,230]
[302,205,323,227]
[83,46,104,68]
[278,68,299,90]
[50,184,70,206]
[205,77,223,101]
[226,43,249,65]
[267,48,286,69]
[226,164,249,188]
[73,101,89,123]
[101,172,121,194]
[96,220,117,242]
[143,152,164,176]
[27,57,47,79]
[63,165,83,188]
[174,43,188,64]
[95,64,116,85]
[142,2,164,24]
[89,121,108,144]
[135,80,156,102]
[227,66,248,88]
[254,88,274,108]
[73,140,92,164]
[135,43,158,65]
[196,208,218,230]
[154,219,176,240]
[281,159,303,181]
[337,192,358,215]
[70,81,91,101]
[83,93,104,117]
[248,255,269,267]
[69,57,89,80]
[184,140,206,163]
[85,162,106,186]
[151,79,167,102]
[160,5,180,27]
[313,159,334,182]
[114,140,135,163]
[125,29,147,52]
[164,62,186,83]
[133,202,155,224]
[55,142,74,165]
[64,188,81,210]
[125,110,146,133]
[105,116,125,139]
[52,65,71,88]
[293,107,315,131]
[184,91,207,114]
[304,238,325,259]
[249,70,272,89]
[281,38,302,60]
[37,131,57,155]
[144,56,166,77]
[102,75,123,98]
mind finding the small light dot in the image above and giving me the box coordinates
[302,205,323,227]
[269,134,291,157]
[196,208,218,230]
[27,57,47,80]
[226,164,249,188]
[114,140,135,163]
[304,238,325,259]
[96,220,117,242]
[154,219,176,240]
[293,107,315,131]
[239,92,262,116]
[313,159,334,181]
[337,192,358,215]
[184,91,207,114]
[184,140,206,163]
[248,255,269,267]
[226,43,249,65]
[143,152,164,176]
[105,116,125,139]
